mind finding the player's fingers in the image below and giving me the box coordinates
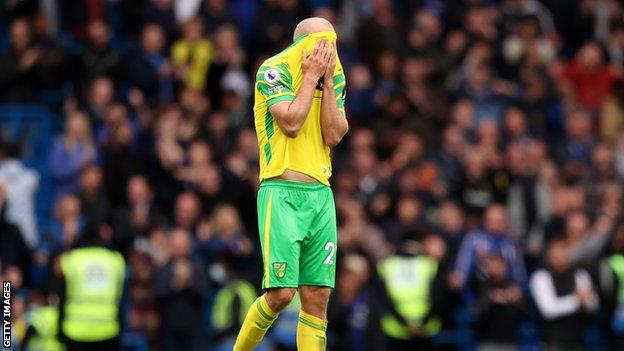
[318,39,327,51]
[325,43,334,64]
[328,43,336,63]
[312,41,322,58]
[316,40,328,59]
[322,41,332,62]
[302,50,309,62]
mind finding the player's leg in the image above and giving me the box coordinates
[264,287,297,312]
[296,186,337,351]
[234,183,305,351]
[233,288,296,351]
[297,285,331,351]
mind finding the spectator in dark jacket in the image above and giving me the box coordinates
[144,0,178,41]
[76,164,110,234]
[154,228,207,351]
[328,254,381,351]
[472,254,523,351]
[0,18,41,103]
[112,174,164,255]
[531,239,599,351]
[75,20,121,102]
[126,23,173,106]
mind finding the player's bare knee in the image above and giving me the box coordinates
[265,288,296,312]
[299,286,331,317]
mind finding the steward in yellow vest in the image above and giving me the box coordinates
[22,304,65,351]
[58,239,125,351]
[211,280,257,344]
[375,238,443,351]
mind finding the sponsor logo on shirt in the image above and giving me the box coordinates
[267,85,285,95]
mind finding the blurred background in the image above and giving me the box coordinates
[2,0,624,350]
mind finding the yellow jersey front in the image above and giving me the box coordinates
[253,31,346,185]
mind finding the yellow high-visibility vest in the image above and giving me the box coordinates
[60,246,125,342]
[211,280,257,331]
[377,255,441,339]
[610,254,624,303]
[26,306,65,351]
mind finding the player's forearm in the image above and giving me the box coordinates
[321,82,348,147]
[278,75,318,138]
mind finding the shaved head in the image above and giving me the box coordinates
[293,17,334,41]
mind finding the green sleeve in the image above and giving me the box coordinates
[333,72,346,116]
[256,62,296,107]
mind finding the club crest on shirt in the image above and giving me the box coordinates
[273,262,287,278]
[264,68,280,84]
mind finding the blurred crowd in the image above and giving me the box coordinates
[3,0,624,350]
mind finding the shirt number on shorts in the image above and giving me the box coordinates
[324,242,336,265]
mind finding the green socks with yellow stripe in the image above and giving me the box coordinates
[297,310,328,351]
[233,295,278,351]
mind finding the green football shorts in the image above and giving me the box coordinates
[257,179,337,289]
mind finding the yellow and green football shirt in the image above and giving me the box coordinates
[253,31,346,186]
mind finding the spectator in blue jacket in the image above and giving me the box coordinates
[451,204,526,301]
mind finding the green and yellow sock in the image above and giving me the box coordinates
[296,310,328,351]
[233,295,278,351]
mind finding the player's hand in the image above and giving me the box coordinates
[302,39,330,81]
[323,42,337,86]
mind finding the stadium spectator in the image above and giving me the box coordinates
[76,164,110,232]
[600,224,624,349]
[171,17,213,91]
[75,20,120,100]
[471,254,523,351]
[375,236,446,351]
[145,0,178,41]
[83,75,115,123]
[563,41,616,111]
[452,204,526,297]
[112,174,163,255]
[0,142,39,248]
[209,252,257,350]
[0,187,31,287]
[127,23,174,106]
[31,13,68,92]
[50,110,97,198]
[197,204,252,264]
[154,228,207,351]
[57,226,126,351]
[0,18,41,103]
[47,194,83,256]
[530,239,599,351]
[327,254,379,351]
